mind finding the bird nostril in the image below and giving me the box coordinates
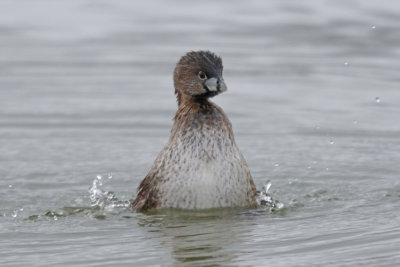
[216,79,221,91]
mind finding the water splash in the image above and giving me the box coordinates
[25,174,130,222]
[7,208,24,219]
[256,181,284,211]
[88,174,130,210]
[12,210,18,218]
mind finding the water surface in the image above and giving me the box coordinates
[1,0,400,266]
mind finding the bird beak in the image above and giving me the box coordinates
[205,77,227,93]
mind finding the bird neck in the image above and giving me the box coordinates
[171,94,233,144]
[176,91,211,108]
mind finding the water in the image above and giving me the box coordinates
[1,0,400,266]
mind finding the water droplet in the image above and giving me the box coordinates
[96,175,102,180]
[107,173,113,179]
[12,210,18,218]
[329,140,335,145]
[375,97,381,103]
[307,166,311,169]
[371,25,376,29]
[53,216,58,221]
[344,62,349,66]
[8,185,12,188]
[264,181,272,193]
[274,163,279,167]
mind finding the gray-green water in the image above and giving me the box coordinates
[1,0,400,266]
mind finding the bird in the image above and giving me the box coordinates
[131,51,257,211]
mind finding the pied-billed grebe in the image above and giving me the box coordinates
[132,51,256,211]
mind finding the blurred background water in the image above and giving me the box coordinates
[1,0,400,266]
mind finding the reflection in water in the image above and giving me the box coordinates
[133,182,285,266]
[138,209,248,266]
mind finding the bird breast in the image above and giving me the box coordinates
[156,116,251,209]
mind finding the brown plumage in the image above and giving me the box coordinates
[132,51,257,211]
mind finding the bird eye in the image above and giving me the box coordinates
[198,71,207,80]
